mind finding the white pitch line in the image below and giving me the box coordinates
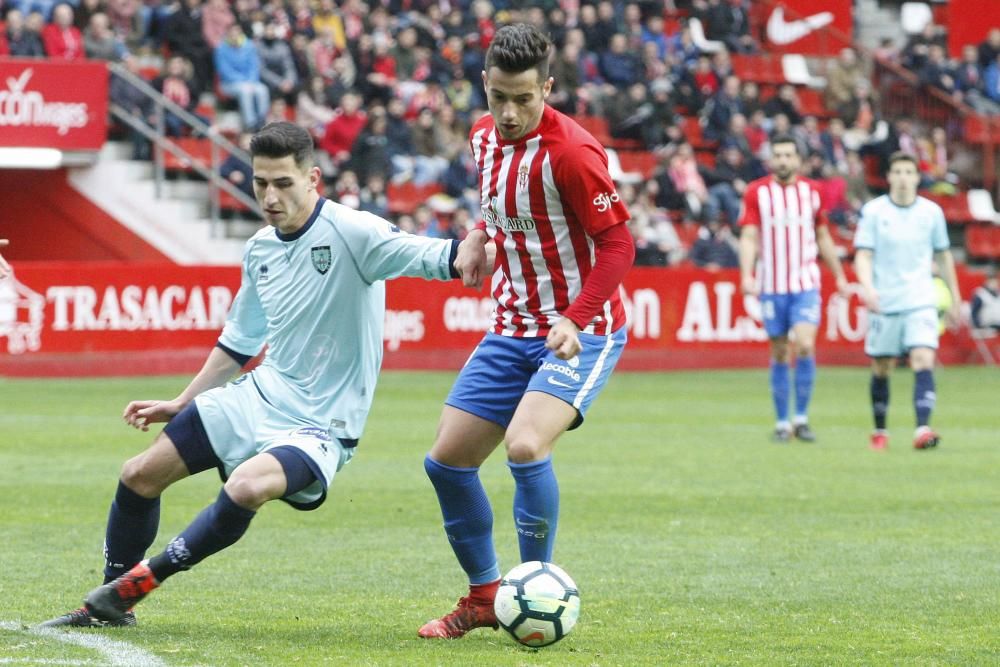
[0,621,167,667]
[0,659,99,665]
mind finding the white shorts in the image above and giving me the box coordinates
[193,376,355,507]
[865,307,939,358]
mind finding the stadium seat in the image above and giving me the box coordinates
[964,114,1000,144]
[797,88,832,118]
[682,116,717,150]
[922,192,975,225]
[967,189,1000,224]
[606,148,643,185]
[688,17,725,54]
[731,54,786,85]
[965,223,1000,259]
[386,182,444,215]
[615,150,659,180]
[781,54,826,89]
[575,115,613,146]
[901,2,933,34]
[163,137,217,173]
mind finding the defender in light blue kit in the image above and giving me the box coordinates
[854,151,960,452]
[40,122,477,629]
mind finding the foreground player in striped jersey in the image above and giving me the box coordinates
[418,24,634,639]
[738,136,848,443]
[854,152,960,451]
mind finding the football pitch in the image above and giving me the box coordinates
[1,366,998,666]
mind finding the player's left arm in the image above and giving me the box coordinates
[935,248,961,326]
[815,224,849,295]
[931,206,960,325]
[0,239,10,279]
[550,145,634,359]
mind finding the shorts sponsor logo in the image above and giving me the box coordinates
[541,361,581,382]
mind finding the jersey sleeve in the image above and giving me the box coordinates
[552,144,630,236]
[218,249,268,356]
[854,202,876,250]
[931,204,949,251]
[738,184,760,227]
[338,210,455,284]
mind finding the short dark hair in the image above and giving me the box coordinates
[250,121,314,168]
[888,151,919,170]
[484,23,552,81]
[770,134,800,154]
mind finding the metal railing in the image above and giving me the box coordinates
[107,62,260,238]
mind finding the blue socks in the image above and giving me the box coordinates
[424,456,499,585]
[103,481,161,584]
[914,369,936,427]
[147,488,256,582]
[871,375,889,430]
[794,356,815,421]
[769,360,790,423]
[508,457,559,563]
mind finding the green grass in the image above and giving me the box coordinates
[1,367,999,666]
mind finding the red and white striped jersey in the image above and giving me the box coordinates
[738,176,827,295]
[471,105,630,337]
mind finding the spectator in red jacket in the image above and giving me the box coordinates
[42,4,84,60]
[318,91,367,172]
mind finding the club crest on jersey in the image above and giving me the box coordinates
[516,163,530,191]
[311,246,332,274]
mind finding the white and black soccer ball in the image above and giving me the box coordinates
[494,561,580,647]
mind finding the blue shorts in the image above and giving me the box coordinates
[865,307,939,358]
[445,328,627,430]
[759,290,821,338]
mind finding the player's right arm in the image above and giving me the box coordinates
[737,225,759,296]
[737,188,759,295]
[0,239,10,279]
[123,347,243,431]
[124,252,266,431]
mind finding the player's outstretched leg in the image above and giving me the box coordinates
[419,456,500,639]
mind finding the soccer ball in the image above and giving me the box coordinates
[494,561,580,647]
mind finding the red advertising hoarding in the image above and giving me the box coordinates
[0,59,108,151]
[0,263,986,377]
[761,0,853,55]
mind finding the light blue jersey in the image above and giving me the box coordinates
[854,195,949,314]
[216,197,455,441]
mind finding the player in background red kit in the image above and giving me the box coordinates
[417,23,635,639]
[738,136,848,443]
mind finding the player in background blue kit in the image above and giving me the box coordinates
[40,122,479,628]
[854,152,960,451]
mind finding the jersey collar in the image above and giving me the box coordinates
[275,197,325,242]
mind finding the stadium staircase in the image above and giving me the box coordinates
[80,62,263,265]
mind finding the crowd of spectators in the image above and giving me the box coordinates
[0,1,995,268]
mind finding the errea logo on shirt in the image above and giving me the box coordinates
[593,190,621,213]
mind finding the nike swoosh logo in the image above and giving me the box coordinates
[546,376,573,389]
[766,7,834,46]
[515,517,542,526]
